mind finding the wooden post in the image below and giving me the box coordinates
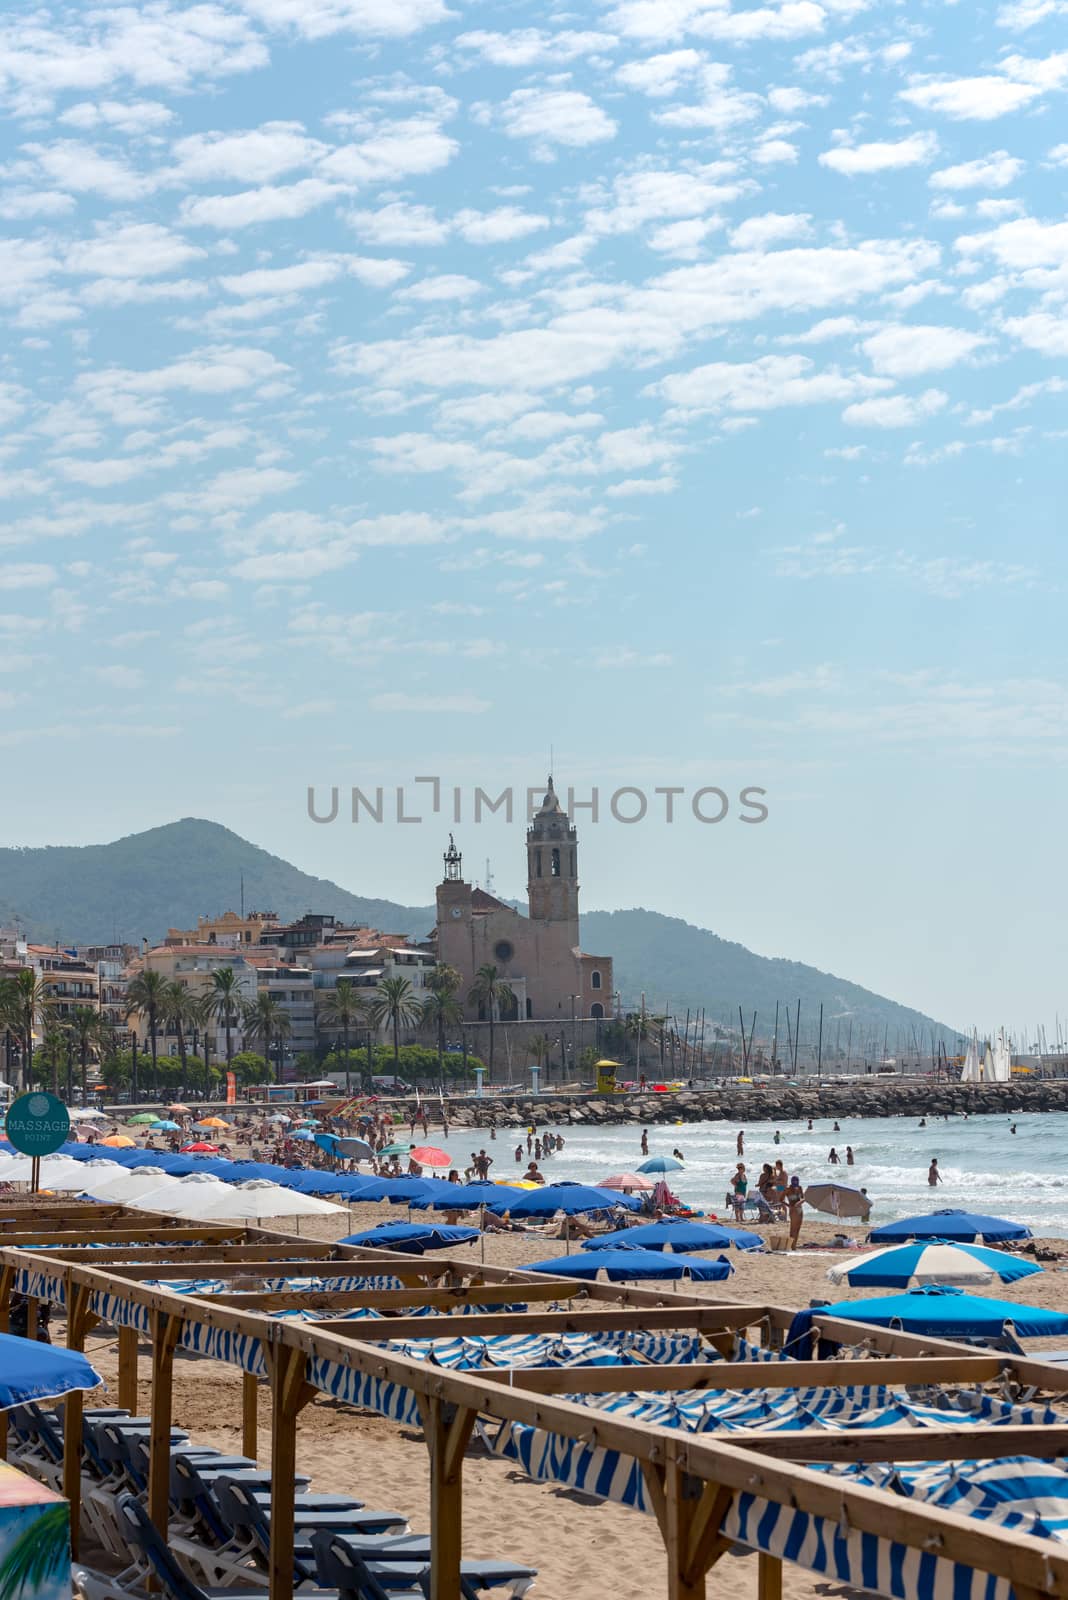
[63,1283,95,1560]
[118,1325,138,1413]
[423,1396,475,1600]
[0,1265,10,1459]
[25,1296,37,1341]
[242,1370,259,1460]
[267,1344,312,1600]
[148,1311,181,1540]
[758,1554,782,1600]
[652,1460,733,1600]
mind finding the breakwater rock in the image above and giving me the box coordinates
[436,1079,1068,1129]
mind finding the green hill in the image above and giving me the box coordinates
[0,818,955,1044]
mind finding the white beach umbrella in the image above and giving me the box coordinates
[69,1108,108,1121]
[131,1173,234,1219]
[82,1166,187,1203]
[38,1158,128,1192]
[193,1179,344,1220]
[1,1155,97,1186]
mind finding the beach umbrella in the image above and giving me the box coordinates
[379,1143,413,1158]
[131,1174,235,1217]
[583,1219,765,1253]
[267,1113,291,1123]
[179,1141,218,1154]
[35,1158,129,1192]
[0,1330,103,1410]
[336,1137,374,1160]
[803,1182,871,1220]
[505,1184,640,1219]
[636,1156,684,1173]
[168,1104,192,1114]
[69,1107,107,1121]
[83,1167,187,1203]
[827,1241,1044,1289]
[409,1182,510,1213]
[290,1130,316,1142]
[150,1120,180,1132]
[524,1248,733,1283]
[0,1155,110,1187]
[495,1179,541,1190]
[816,1284,1068,1339]
[409,1145,451,1168]
[101,1135,137,1148]
[598,1172,656,1192]
[190,1179,345,1220]
[340,1221,480,1254]
[868,1209,1032,1245]
[194,1117,231,1130]
[127,1113,158,1125]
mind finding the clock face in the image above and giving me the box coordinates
[450,906,463,919]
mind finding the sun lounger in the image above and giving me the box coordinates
[209,1474,410,1587]
[313,1530,538,1597]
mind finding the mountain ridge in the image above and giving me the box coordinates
[0,817,956,1043]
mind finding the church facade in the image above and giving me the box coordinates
[432,778,614,1023]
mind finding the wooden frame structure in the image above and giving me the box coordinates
[4,1219,1068,1600]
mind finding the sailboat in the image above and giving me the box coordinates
[960,1029,981,1083]
[989,1028,1012,1083]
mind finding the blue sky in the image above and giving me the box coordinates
[1,0,1066,1032]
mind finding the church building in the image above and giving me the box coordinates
[432,777,614,1023]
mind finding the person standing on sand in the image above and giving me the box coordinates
[640,1129,649,1156]
[928,1158,943,1186]
[784,1176,804,1249]
[731,1163,748,1221]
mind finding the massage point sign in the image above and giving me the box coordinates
[5,1092,70,1158]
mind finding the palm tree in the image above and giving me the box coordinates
[368,976,422,1067]
[7,969,53,1089]
[528,1031,552,1082]
[421,965,463,1080]
[243,993,292,1082]
[205,966,244,1064]
[125,968,168,1091]
[0,1503,70,1600]
[161,981,199,1094]
[319,978,367,1090]
[466,964,515,1077]
[69,1005,107,1098]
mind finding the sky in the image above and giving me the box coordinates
[1,0,1067,1034]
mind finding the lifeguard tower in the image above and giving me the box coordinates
[595,1058,621,1094]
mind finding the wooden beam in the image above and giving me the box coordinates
[117,1324,138,1413]
[481,1355,1005,1393]
[148,1310,181,1540]
[665,1459,704,1600]
[313,1305,756,1343]
[0,1226,241,1247]
[248,1281,585,1314]
[758,1553,782,1600]
[422,1395,475,1600]
[242,1370,259,1460]
[738,1424,1068,1462]
[0,1264,12,1460]
[28,1244,333,1268]
[62,1281,95,1560]
[267,1344,313,1600]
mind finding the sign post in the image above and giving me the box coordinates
[5,1092,71,1191]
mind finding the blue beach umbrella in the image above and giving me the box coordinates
[352,1176,457,1204]
[524,1247,733,1283]
[409,1182,510,1212]
[290,1129,316,1142]
[582,1219,765,1253]
[636,1156,685,1174]
[504,1183,641,1219]
[869,1209,1032,1245]
[0,1331,103,1410]
[340,1221,480,1254]
[150,1120,180,1131]
[827,1240,1043,1289]
[817,1284,1068,1338]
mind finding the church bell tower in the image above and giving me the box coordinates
[526,777,579,937]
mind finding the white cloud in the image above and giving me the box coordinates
[64,223,205,279]
[929,152,1025,190]
[1002,312,1068,355]
[454,207,548,243]
[218,260,342,296]
[318,118,457,185]
[401,274,482,301]
[347,201,449,245]
[172,122,325,184]
[584,166,741,236]
[899,58,1068,119]
[956,216,1068,268]
[180,178,342,228]
[16,139,154,199]
[819,132,937,174]
[492,88,617,150]
[456,28,617,65]
[843,388,948,427]
[656,353,888,412]
[616,49,703,96]
[58,99,174,132]
[238,0,452,38]
[606,0,825,42]
[94,663,144,688]
[862,324,990,377]
[728,212,812,249]
[0,564,55,590]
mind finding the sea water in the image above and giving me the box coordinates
[484,1110,1068,1235]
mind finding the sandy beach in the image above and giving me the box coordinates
[70,1179,1068,1600]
